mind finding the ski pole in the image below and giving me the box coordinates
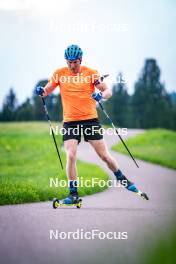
[41,97,63,170]
[92,75,139,168]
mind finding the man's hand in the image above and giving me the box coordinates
[94,78,112,99]
[35,86,45,96]
[92,92,103,102]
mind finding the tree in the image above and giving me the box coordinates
[45,94,62,121]
[15,98,34,121]
[132,59,174,129]
[32,79,62,121]
[101,73,132,127]
[32,80,48,120]
[0,88,17,121]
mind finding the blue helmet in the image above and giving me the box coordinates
[64,45,83,61]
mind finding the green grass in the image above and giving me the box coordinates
[140,226,176,264]
[0,122,109,205]
[112,129,176,169]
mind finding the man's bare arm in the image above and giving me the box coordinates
[42,82,57,97]
[95,82,112,99]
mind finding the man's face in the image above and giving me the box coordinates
[67,59,81,73]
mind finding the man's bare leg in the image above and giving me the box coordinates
[89,139,149,200]
[63,139,79,203]
[64,139,78,181]
[89,139,118,171]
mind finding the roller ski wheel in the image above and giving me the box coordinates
[137,192,149,200]
[53,198,60,209]
[52,198,82,209]
[141,192,149,200]
[76,198,82,209]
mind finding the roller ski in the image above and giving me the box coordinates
[53,194,82,209]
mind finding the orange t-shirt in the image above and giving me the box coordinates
[49,66,100,122]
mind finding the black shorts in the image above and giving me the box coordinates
[63,118,103,143]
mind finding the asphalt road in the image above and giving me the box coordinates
[0,129,176,264]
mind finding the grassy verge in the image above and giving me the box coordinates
[0,122,109,205]
[140,226,176,264]
[112,129,176,169]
